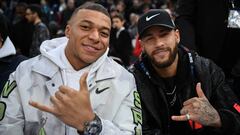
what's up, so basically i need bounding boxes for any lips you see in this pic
[82,44,101,53]
[152,48,169,57]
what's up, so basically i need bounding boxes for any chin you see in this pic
[85,56,99,63]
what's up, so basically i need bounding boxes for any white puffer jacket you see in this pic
[0,37,142,135]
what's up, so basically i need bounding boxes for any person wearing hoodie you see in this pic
[0,3,142,135]
[0,13,27,94]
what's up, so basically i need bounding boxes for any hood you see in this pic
[0,37,16,58]
[40,36,68,69]
[39,36,109,83]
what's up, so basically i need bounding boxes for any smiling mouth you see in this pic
[152,49,169,56]
[83,44,101,53]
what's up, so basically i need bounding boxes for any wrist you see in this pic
[77,112,95,131]
[77,113,102,135]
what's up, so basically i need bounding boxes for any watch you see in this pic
[77,114,102,135]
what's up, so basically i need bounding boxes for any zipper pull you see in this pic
[38,117,47,135]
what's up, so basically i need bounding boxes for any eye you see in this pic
[80,25,91,31]
[159,29,171,37]
[100,31,109,38]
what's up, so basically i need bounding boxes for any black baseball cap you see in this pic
[137,9,175,38]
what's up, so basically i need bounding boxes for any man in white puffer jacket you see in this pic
[0,3,142,135]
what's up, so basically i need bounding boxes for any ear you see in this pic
[65,25,70,38]
[139,39,145,52]
[175,29,180,44]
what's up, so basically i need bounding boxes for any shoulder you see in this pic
[101,57,136,87]
[15,55,54,77]
[194,54,223,74]
[179,47,222,75]
[106,57,134,78]
[96,57,137,96]
[16,56,39,70]
[12,54,28,63]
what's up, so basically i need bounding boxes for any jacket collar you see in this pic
[135,47,192,88]
[32,56,59,78]
[31,55,116,81]
[32,55,116,96]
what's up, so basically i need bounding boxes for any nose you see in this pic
[155,37,165,47]
[88,29,100,42]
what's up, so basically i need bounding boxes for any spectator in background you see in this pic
[128,12,140,62]
[40,0,53,24]
[58,0,66,12]
[60,0,75,30]
[128,12,139,39]
[109,13,133,67]
[48,20,62,39]
[0,13,27,93]
[175,0,239,78]
[175,0,240,99]
[109,7,119,20]
[25,4,50,57]
[131,9,240,135]
[115,1,126,19]
[11,2,33,57]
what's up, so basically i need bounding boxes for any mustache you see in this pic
[151,47,171,55]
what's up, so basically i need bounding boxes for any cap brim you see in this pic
[139,24,175,38]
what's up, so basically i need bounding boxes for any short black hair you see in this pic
[27,4,42,17]
[69,2,110,22]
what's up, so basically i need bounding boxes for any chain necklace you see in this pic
[165,86,177,106]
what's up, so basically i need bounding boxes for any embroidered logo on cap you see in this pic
[146,13,160,21]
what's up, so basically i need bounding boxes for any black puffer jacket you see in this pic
[131,46,240,135]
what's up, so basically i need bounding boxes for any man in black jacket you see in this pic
[109,13,133,67]
[175,0,240,97]
[131,9,240,135]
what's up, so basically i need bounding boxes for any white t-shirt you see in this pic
[60,46,90,91]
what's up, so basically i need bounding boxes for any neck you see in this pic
[34,18,41,25]
[65,44,89,71]
[154,54,178,78]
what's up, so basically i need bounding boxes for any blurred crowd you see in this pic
[1,1,240,135]
[0,0,177,58]
[1,0,240,97]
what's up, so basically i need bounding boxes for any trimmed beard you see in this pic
[148,44,178,68]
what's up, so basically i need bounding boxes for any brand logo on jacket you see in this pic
[95,87,110,94]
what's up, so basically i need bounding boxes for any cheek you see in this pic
[101,38,109,48]
[142,46,153,54]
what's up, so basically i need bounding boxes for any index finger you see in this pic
[171,115,189,121]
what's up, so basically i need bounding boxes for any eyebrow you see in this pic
[80,20,111,32]
[141,32,153,38]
